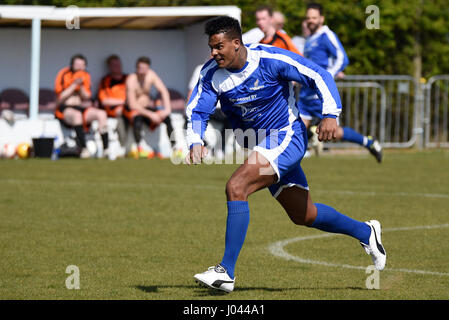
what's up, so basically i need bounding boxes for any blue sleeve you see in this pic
[323,32,349,77]
[274,51,342,117]
[185,61,218,148]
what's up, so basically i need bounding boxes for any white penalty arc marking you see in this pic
[268,224,449,277]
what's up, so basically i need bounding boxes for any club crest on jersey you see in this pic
[250,79,265,91]
[310,41,318,48]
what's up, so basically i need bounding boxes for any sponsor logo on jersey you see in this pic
[250,79,265,91]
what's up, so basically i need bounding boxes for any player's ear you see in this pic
[232,38,241,51]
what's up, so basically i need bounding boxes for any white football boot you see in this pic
[368,138,383,163]
[194,264,235,293]
[360,220,386,270]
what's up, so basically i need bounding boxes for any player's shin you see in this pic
[341,127,366,146]
[308,203,371,244]
[220,201,250,279]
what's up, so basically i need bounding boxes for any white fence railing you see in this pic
[336,75,423,148]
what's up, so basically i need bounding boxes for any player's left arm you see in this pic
[277,53,341,141]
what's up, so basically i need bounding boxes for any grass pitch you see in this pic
[0,149,448,300]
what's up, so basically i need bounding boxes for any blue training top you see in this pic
[300,26,349,102]
[303,25,349,77]
[186,43,342,148]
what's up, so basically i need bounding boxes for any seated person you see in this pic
[123,56,175,158]
[54,54,109,158]
[97,54,128,146]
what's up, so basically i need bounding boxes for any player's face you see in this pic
[208,33,239,69]
[306,8,324,34]
[136,62,149,76]
[256,10,272,33]
[72,58,86,72]
[108,58,122,75]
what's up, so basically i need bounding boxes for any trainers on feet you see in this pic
[368,138,383,163]
[360,220,386,270]
[194,264,235,293]
[138,146,150,158]
[79,147,91,159]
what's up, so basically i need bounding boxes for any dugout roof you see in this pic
[0,5,241,29]
[0,5,241,120]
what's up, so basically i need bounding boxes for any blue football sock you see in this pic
[309,203,371,244]
[220,201,250,279]
[342,127,372,148]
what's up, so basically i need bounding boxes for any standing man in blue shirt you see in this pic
[300,3,383,162]
[186,16,386,293]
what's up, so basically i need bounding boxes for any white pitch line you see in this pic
[314,189,449,199]
[268,224,449,277]
[3,178,449,199]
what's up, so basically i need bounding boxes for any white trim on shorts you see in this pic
[252,123,295,183]
[272,183,310,199]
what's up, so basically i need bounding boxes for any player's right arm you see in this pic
[185,61,219,165]
[273,50,342,141]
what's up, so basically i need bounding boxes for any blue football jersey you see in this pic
[300,26,349,104]
[303,25,349,77]
[186,44,342,148]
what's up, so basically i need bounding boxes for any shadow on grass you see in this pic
[134,284,365,296]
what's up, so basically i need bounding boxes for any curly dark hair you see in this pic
[204,16,242,42]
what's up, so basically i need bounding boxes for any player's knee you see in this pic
[225,178,247,201]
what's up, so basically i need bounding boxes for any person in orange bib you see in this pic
[97,55,128,146]
[54,54,110,158]
[256,6,301,55]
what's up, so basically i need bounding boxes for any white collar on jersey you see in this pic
[211,46,261,93]
[306,25,330,43]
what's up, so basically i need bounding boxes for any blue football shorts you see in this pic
[252,119,309,198]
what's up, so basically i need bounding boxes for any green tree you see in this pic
[3,0,449,78]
